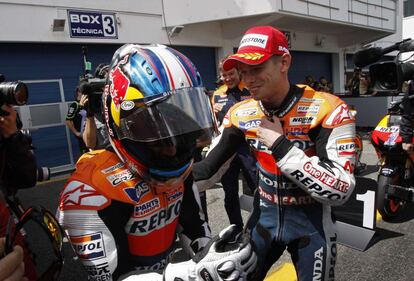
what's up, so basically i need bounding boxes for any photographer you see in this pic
[0,104,37,280]
[79,64,110,150]
[65,87,87,155]
[0,105,37,190]
[346,67,362,96]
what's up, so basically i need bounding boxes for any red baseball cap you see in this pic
[222,26,289,71]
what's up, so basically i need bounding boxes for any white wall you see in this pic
[0,0,403,94]
[401,15,414,60]
[164,0,397,33]
[163,0,278,27]
[365,0,404,48]
[403,15,414,38]
[0,1,162,14]
[0,1,226,46]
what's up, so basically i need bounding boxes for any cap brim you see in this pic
[222,53,273,71]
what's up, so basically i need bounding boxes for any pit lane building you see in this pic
[0,0,402,172]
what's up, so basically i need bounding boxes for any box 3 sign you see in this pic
[68,10,118,39]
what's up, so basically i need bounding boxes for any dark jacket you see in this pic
[1,131,37,193]
[400,95,414,144]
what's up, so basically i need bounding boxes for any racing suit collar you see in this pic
[259,84,304,118]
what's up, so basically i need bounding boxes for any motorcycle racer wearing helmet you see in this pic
[105,43,216,192]
[56,44,256,281]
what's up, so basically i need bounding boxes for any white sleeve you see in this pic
[57,208,119,281]
[277,122,356,206]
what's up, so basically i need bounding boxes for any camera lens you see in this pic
[0,82,28,105]
[37,167,50,182]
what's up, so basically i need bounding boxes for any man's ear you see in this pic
[280,53,291,73]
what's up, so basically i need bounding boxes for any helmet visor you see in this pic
[116,87,217,143]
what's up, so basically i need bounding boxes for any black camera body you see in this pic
[79,46,109,115]
[79,76,105,115]
[354,39,414,94]
[369,60,414,93]
[79,76,106,96]
[0,74,28,107]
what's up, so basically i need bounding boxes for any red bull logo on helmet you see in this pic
[110,66,130,107]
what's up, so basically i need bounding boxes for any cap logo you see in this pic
[234,53,264,61]
[278,46,289,54]
[239,33,268,49]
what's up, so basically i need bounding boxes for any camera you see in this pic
[354,38,414,94]
[369,61,414,93]
[0,74,28,106]
[79,77,105,114]
[79,47,109,115]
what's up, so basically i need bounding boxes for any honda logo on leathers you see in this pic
[290,116,315,125]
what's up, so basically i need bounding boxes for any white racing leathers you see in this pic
[192,84,356,281]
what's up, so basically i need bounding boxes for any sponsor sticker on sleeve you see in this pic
[235,108,258,117]
[70,232,106,260]
[106,170,135,186]
[238,119,261,130]
[335,138,356,157]
[297,104,320,115]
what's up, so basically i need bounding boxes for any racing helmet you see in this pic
[104,44,217,188]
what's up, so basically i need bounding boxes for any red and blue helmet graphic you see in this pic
[107,44,202,111]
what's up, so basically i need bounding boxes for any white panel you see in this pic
[281,0,308,14]
[30,105,61,126]
[16,106,30,130]
[368,17,382,27]
[351,1,368,14]
[275,0,282,9]
[368,0,382,5]
[403,16,414,38]
[368,5,382,18]
[0,0,162,15]
[0,2,225,46]
[310,0,330,5]
[163,0,277,26]
[367,4,382,27]
[352,13,368,25]
[308,4,330,19]
[330,0,349,22]
[0,4,165,43]
[382,0,397,10]
[382,8,396,30]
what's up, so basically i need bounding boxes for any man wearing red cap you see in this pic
[193,26,356,280]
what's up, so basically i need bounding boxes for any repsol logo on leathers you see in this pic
[128,200,182,235]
